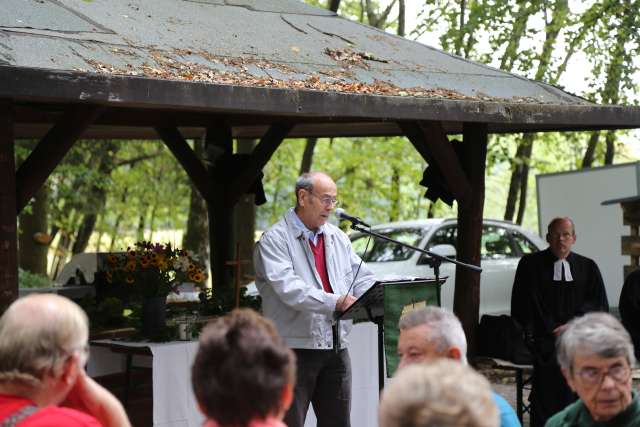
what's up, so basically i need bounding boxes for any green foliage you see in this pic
[18,268,52,288]
[257,136,456,229]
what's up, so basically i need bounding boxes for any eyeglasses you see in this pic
[575,363,630,386]
[309,191,339,208]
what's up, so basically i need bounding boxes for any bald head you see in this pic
[546,217,576,259]
[0,294,89,384]
[294,171,338,231]
[295,172,335,203]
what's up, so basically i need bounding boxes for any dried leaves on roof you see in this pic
[77,49,537,103]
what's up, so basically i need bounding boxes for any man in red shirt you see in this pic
[0,294,131,427]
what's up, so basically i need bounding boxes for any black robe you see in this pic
[510,248,608,427]
[619,268,640,358]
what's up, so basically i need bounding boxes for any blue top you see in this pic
[492,392,521,427]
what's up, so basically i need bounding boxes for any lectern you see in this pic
[337,277,445,391]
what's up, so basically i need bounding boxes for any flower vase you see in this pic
[141,295,167,340]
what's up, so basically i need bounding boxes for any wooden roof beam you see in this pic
[398,120,472,206]
[225,122,293,207]
[156,127,210,200]
[15,105,102,213]
[0,100,18,311]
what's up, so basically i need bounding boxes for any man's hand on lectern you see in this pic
[336,295,357,312]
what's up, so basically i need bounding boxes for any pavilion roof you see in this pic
[2,0,639,138]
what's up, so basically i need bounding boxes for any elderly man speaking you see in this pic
[546,312,640,426]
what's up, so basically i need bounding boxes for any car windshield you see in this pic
[350,227,428,262]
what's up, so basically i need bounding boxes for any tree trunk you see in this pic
[51,223,74,280]
[499,2,537,71]
[580,0,634,166]
[454,0,466,55]
[397,0,405,36]
[18,185,49,275]
[427,201,435,218]
[95,213,105,252]
[147,202,158,242]
[72,141,117,254]
[299,138,317,175]
[183,138,210,272]
[503,141,528,221]
[389,166,400,222]
[136,213,146,242]
[328,0,340,12]
[71,211,97,256]
[504,0,568,222]
[515,135,534,225]
[108,187,129,252]
[581,132,600,168]
[604,130,615,165]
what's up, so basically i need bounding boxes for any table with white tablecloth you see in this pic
[89,323,382,427]
[88,339,204,427]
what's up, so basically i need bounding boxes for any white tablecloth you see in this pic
[89,340,204,427]
[89,323,382,427]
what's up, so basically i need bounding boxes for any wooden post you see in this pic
[235,139,257,281]
[206,122,236,308]
[621,200,640,278]
[454,122,488,357]
[0,100,17,312]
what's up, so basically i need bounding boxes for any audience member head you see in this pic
[0,294,89,406]
[397,306,467,368]
[546,217,576,259]
[294,172,338,231]
[379,359,498,427]
[192,308,296,427]
[556,312,635,422]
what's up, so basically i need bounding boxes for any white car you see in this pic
[349,218,547,315]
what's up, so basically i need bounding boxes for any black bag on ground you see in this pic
[478,314,533,365]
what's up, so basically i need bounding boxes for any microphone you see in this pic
[335,208,371,228]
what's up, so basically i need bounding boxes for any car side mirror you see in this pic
[417,244,457,264]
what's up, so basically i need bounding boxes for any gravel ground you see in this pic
[476,364,532,427]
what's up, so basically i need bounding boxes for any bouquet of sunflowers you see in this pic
[105,241,207,299]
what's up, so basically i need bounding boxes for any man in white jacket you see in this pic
[254,171,375,427]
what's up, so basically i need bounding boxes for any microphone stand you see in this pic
[339,221,483,391]
[348,222,482,306]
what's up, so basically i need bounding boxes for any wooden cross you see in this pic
[225,243,252,308]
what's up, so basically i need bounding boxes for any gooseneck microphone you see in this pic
[334,208,371,228]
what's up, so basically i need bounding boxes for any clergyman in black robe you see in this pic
[510,217,608,427]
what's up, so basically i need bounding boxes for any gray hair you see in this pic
[557,312,636,374]
[399,306,468,364]
[295,173,315,194]
[380,359,498,427]
[295,172,333,205]
[0,294,89,386]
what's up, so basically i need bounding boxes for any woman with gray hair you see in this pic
[546,312,639,426]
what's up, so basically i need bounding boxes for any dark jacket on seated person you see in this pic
[544,392,640,427]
